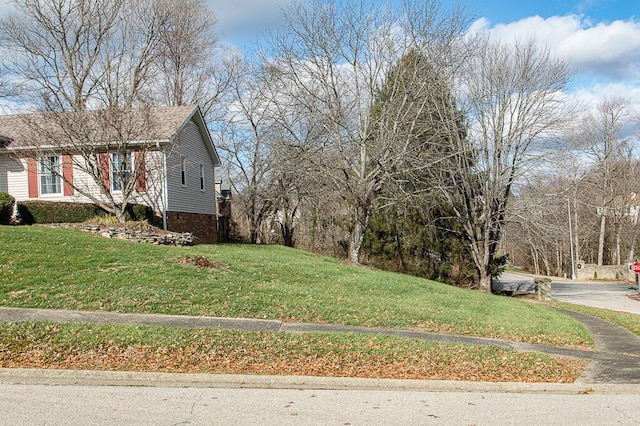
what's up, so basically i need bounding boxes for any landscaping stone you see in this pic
[50,223,195,246]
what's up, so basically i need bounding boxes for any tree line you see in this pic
[214,0,574,292]
[2,0,636,292]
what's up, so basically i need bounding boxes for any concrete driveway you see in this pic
[493,272,640,315]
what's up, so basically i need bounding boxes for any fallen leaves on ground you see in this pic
[627,292,640,302]
[0,322,587,383]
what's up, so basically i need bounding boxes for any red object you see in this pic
[27,158,38,198]
[62,155,74,196]
[632,262,640,273]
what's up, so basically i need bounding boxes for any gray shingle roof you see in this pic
[0,105,198,150]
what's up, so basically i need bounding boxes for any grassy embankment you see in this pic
[0,225,596,382]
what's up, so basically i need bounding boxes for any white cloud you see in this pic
[472,15,640,81]
[571,82,640,113]
[206,0,297,45]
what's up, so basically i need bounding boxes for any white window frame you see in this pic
[111,151,133,192]
[199,164,205,191]
[39,155,62,195]
[180,156,187,187]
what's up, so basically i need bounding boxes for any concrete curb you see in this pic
[1,368,638,395]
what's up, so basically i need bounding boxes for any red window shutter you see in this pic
[27,158,38,198]
[135,151,146,192]
[99,153,110,191]
[62,155,74,196]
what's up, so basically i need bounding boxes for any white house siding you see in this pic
[1,157,28,200]
[0,152,164,212]
[60,161,99,203]
[165,121,216,215]
[0,156,16,193]
[133,150,165,213]
[65,153,165,211]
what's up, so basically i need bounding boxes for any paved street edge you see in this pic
[1,368,638,395]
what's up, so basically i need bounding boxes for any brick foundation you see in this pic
[162,211,217,244]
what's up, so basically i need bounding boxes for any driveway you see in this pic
[493,272,640,315]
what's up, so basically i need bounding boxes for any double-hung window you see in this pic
[180,156,187,186]
[39,155,61,195]
[111,152,132,192]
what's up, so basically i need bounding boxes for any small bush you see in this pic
[126,203,154,223]
[87,215,121,226]
[18,201,108,224]
[0,191,15,224]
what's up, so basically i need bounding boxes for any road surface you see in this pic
[494,272,640,315]
[2,382,640,425]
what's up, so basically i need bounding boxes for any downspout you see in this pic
[162,157,168,231]
[158,140,168,231]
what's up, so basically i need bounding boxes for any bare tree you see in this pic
[260,0,470,263]
[505,172,576,277]
[0,66,15,100]
[0,0,170,110]
[153,0,231,119]
[0,0,216,222]
[577,98,635,266]
[434,39,572,292]
[216,56,280,243]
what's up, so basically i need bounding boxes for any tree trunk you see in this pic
[348,219,365,263]
[281,222,294,247]
[250,228,258,244]
[573,197,581,262]
[597,212,606,266]
[530,245,540,275]
[541,252,551,276]
[627,227,639,263]
[347,192,375,264]
[614,221,622,266]
[114,205,127,223]
[478,269,491,293]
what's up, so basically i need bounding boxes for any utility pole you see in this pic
[568,198,576,280]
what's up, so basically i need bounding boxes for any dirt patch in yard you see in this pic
[178,256,229,271]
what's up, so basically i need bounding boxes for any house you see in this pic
[0,105,222,243]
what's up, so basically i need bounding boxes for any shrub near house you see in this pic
[0,191,14,224]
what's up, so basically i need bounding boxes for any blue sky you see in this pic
[205,0,640,112]
[0,0,637,111]
[466,0,635,24]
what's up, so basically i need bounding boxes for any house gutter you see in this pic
[0,139,166,154]
[159,140,169,231]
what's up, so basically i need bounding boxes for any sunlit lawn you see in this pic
[0,225,592,347]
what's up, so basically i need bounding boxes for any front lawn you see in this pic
[0,225,592,347]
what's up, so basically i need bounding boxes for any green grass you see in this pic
[554,302,640,337]
[0,322,585,383]
[0,225,592,347]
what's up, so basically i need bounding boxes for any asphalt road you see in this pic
[494,272,640,315]
[2,383,640,425]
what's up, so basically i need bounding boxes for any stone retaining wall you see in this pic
[74,224,195,246]
[575,261,634,281]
